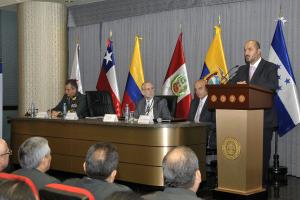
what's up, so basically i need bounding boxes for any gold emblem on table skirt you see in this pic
[221,137,241,160]
[211,94,217,103]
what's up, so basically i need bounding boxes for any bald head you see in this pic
[244,40,261,65]
[0,138,10,172]
[245,40,261,49]
[194,79,208,99]
[0,139,7,153]
[162,146,201,191]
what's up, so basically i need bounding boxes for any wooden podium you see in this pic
[207,84,272,198]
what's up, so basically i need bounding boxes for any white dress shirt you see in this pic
[145,98,154,119]
[249,57,261,80]
[194,95,208,122]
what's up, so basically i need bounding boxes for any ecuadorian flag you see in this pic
[122,36,145,111]
[200,25,228,84]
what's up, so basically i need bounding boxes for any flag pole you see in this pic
[270,14,288,194]
[76,35,79,45]
[109,30,113,41]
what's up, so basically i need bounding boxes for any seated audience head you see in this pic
[84,143,119,183]
[0,180,38,200]
[194,79,208,99]
[141,81,155,100]
[162,146,201,193]
[65,79,78,97]
[105,191,143,200]
[0,138,11,172]
[18,137,52,173]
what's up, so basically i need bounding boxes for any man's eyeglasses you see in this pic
[143,87,154,91]
[0,149,12,156]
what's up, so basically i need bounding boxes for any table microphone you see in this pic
[156,118,171,123]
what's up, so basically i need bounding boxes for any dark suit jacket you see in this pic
[52,92,88,118]
[13,168,60,190]
[143,187,203,200]
[134,97,171,120]
[64,177,131,200]
[229,58,278,128]
[188,97,216,148]
[188,97,215,123]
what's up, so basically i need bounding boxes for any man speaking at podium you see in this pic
[51,79,88,119]
[134,81,171,120]
[229,40,278,185]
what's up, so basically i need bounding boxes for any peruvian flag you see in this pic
[96,39,122,117]
[162,33,191,119]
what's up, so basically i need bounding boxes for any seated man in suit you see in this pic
[143,146,202,200]
[188,80,216,149]
[13,137,60,189]
[51,79,88,119]
[134,81,171,120]
[0,138,11,172]
[64,143,131,200]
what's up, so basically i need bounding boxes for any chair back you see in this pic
[86,91,115,117]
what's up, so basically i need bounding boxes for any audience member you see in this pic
[64,143,131,200]
[0,138,11,172]
[13,137,60,189]
[143,146,203,200]
[0,180,38,200]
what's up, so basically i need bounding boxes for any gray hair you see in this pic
[162,146,199,189]
[18,137,51,169]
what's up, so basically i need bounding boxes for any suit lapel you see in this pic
[250,59,265,84]
[192,98,200,120]
[153,97,159,119]
[245,64,250,82]
[199,99,208,121]
[140,99,146,115]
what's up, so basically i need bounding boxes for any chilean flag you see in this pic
[96,39,121,117]
[162,33,191,119]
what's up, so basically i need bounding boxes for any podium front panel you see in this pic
[216,109,264,195]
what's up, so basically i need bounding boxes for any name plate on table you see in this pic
[138,115,153,124]
[65,112,79,120]
[36,112,48,119]
[103,114,118,122]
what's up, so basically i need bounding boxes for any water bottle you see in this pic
[63,102,67,118]
[30,102,35,118]
[124,104,129,122]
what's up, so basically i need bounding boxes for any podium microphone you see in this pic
[221,65,240,84]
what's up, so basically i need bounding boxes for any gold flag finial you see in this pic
[109,30,112,40]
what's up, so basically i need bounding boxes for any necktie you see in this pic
[194,100,203,122]
[145,100,151,115]
[249,65,255,80]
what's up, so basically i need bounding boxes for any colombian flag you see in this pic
[200,25,228,84]
[121,36,145,112]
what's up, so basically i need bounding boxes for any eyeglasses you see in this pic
[143,87,154,91]
[0,149,12,156]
